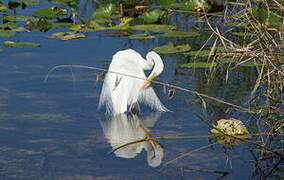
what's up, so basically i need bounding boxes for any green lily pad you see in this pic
[69,24,95,32]
[140,9,165,23]
[3,14,37,22]
[130,24,176,33]
[91,3,118,24]
[0,48,3,52]
[3,41,40,47]
[179,62,217,68]
[23,0,40,6]
[33,6,68,19]
[0,5,7,12]
[162,31,199,37]
[153,42,191,54]
[210,118,249,135]
[184,50,211,56]
[128,33,155,39]
[48,31,85,40]
[0,30,16,37]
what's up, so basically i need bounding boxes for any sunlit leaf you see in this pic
[130,24,176,32]
[61,33,85,40]
[162,31,199,37]
[0,4,7,12]
[153,42,191,54]
[91,3,118,24]
[3,14,37,22]
[184,50,211,56]
[0,30,16,37]
[179,62,217,68]
[210,118,249,135]
[33,6,68,19]
[69,24,95,32]
[3,41,40,47]
[128,33,155,39]
[23,0,40,6]
[48,31,86,40]
[140,9,165,23]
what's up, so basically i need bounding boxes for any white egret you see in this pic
[98,49,168,115]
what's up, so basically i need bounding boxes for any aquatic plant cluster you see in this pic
[0,0,283,179]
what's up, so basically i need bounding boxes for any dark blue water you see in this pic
[0,1,282,180]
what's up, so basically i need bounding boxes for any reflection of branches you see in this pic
[181,167,230,180]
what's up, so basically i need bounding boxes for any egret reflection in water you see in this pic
[101,112,164,167]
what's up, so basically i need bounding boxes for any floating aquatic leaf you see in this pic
[210,118,249,135]
[162,31,199,37]
[23,0,40,6]
[0,4,7,12]
[130,24,176,32]
[91,3,118,24]
[48,31,85,40]
[61,33,86,40]
[128,33,155,39]
[210,118,249,146]
[140,9,165,23]
[69,24,95,32]
[0,30,16,37]
[180,62,217,68]
[3,14,37,22]
[184,50,211,56]
[33,6,68,19]
[0,48,3,52]
[153,42,191,54]
[3,41,40,47]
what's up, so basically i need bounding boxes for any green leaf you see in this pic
[33,6,68,19]
[128,33,155,39]
[0,4,7,12]
[184,50,211,56]
[210,118,249,135]
[91,3,118,24]
[3,14,37,22]
[162,31,199,37]
[157,0,179,8]
[153,42,191,54]
[140,9,165,23]
[0,48,3,52]
[0,30,16,37]
[49,32,86,40]
[130,24,176,32]
[179,62,217,68]
[3,41,40,47]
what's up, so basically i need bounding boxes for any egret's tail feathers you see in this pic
[138,87,169,112]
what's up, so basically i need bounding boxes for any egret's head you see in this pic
[141,51,164,88]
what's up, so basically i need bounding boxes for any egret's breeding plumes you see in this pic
[99,49,168,115]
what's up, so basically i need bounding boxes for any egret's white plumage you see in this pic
[99,49,168,115]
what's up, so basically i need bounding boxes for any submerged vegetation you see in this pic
[0,0,283,178]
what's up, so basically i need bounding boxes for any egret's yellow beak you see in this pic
[141,73,157,89]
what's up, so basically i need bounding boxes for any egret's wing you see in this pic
[138,87,169,112]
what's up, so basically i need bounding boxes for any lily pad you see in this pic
[179,62,217,68]
[128,34,155,39]
[162,31,199,38]
[69,24,95,32]
[0,30,16,37]
[3,14,37,22]
[91,3,118,24]
[33,6,68,19]
[153,42,191,54]
[0,5,7,12]
[210,118,249,135]
[0,48,2,52]
[48,32,85,40]
[130,24,176,33]
[3,41,40,47]
[140,9,165,23]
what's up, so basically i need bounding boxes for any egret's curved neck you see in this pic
[146,51,164,77]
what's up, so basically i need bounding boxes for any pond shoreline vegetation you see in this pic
[0,0,283,178]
